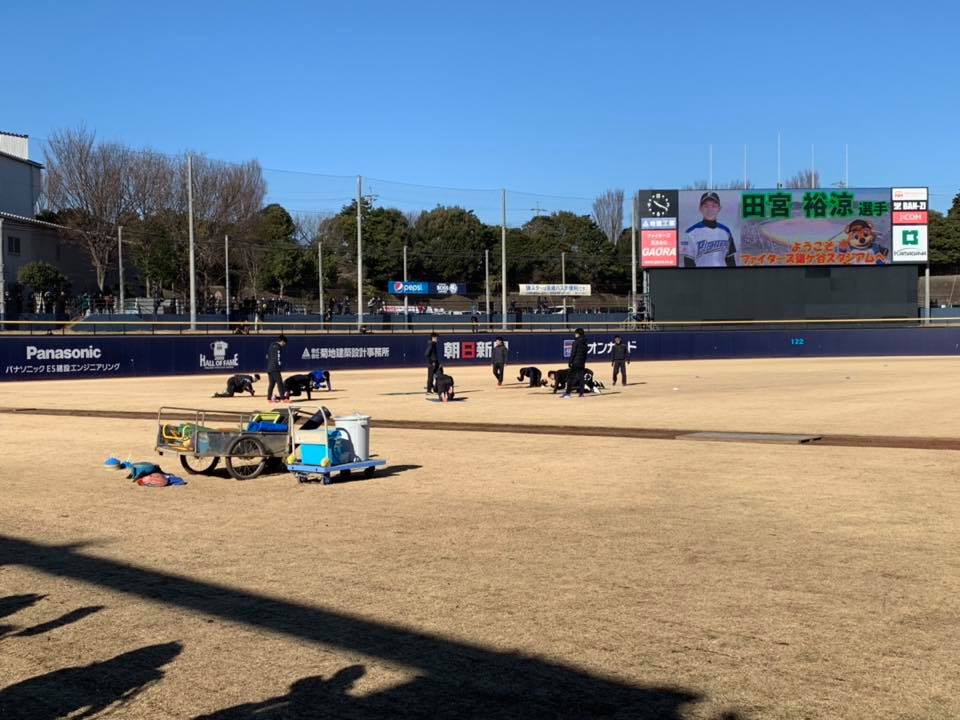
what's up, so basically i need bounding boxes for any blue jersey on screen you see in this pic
[680,221,737,267]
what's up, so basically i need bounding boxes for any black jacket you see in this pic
[227,374,255,394]
[492,344,507,365]
[266,342,283,371]
[611,343,629,362]
[425,340,439,364]
[568,336,588,369]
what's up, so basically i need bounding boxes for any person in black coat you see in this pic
[547,368,569,394]
[213,374,260,398]
[561,328,589,398]
[491,337,507,386]
[433,365,456,402]
[517,366,547,388]
[266,335,287,402]
[425,332,439,393]
[611,335,631,386]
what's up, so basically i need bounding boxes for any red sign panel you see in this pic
[641,230,678,267]
[892,210,928,225]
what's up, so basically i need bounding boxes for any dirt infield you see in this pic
[1,357,960,718]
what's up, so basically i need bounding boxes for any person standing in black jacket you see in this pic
[562,328,588,398]
[266,335,287,402]
[491,337,507,386]
[425,332,439,393]
[611,335,630,386]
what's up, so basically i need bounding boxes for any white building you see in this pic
[0,131,99,304]
[0,131,42,217]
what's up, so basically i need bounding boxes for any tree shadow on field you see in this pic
[0,593,45,619]
[0,641,182,720]
[0,535,744,720]
[12,605,104,637]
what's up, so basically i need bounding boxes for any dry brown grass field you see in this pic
[1,357,959,719]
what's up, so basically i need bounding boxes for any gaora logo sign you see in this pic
[26,345,102,360]
[200,340,239,370]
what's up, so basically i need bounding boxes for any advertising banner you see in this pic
[640,230,678,268]
[388,281,466,296]
[891,188,929,263]
[676,188,893,267]
[518,284,591,296]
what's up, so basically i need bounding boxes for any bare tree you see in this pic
[45,126,267,297]
[785,169,821,189]
[592,189,624,246]
[44,127,133,291]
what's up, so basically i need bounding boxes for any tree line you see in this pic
[36,127,635,301]
[31,127,960,305]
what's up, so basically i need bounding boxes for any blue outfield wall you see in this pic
[1,328,959,382]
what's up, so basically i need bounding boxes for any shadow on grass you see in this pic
[12,605,104,638]
[0,535,743,719]
[0,641,182,720]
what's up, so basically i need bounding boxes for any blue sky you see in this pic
[5,0,959,221]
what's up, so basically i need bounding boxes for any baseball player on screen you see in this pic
[680,191,738,267]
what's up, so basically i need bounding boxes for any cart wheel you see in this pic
[364,466,376,478]
[179,454,220,475]
[296,473,308,483]
[226,437,268,480]
[321,474,332,486]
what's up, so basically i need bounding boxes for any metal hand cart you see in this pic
[155,406,294,480]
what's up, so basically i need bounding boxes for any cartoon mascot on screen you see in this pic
[838,219,888,265]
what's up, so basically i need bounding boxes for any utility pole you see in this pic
[187,154,196,330]
[743,144,748,188]
[485,248,491,323]
[631,194,638,319]
[403,244,409,322]
[317,238,324,326]
[708,144,714,189]
[117,225,124,313]
[356,175,363,332]
[811,144,816,188]
[777,131,782,188]
[561,251,567,315]
[844,143,849,188]
[224,235,230,326]
[501,189,507,331]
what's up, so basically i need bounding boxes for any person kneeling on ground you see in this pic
[518,366,547,388]
[549,367,604,395]
[433,365,456,402]
[547,369,569,394]
[213,373,260,398]
[310,369,332,392]
[283,374,316,400]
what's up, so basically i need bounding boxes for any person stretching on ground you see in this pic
[517,366,547,388]
[310,369,332,392]
[212,374,260,398]
[433,365,456,402]
[549,367,604,395]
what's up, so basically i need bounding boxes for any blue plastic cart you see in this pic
[285,404,386,484]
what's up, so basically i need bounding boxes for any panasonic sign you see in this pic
[26,345,103,360]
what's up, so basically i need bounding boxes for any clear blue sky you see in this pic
[6,0,960,221]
